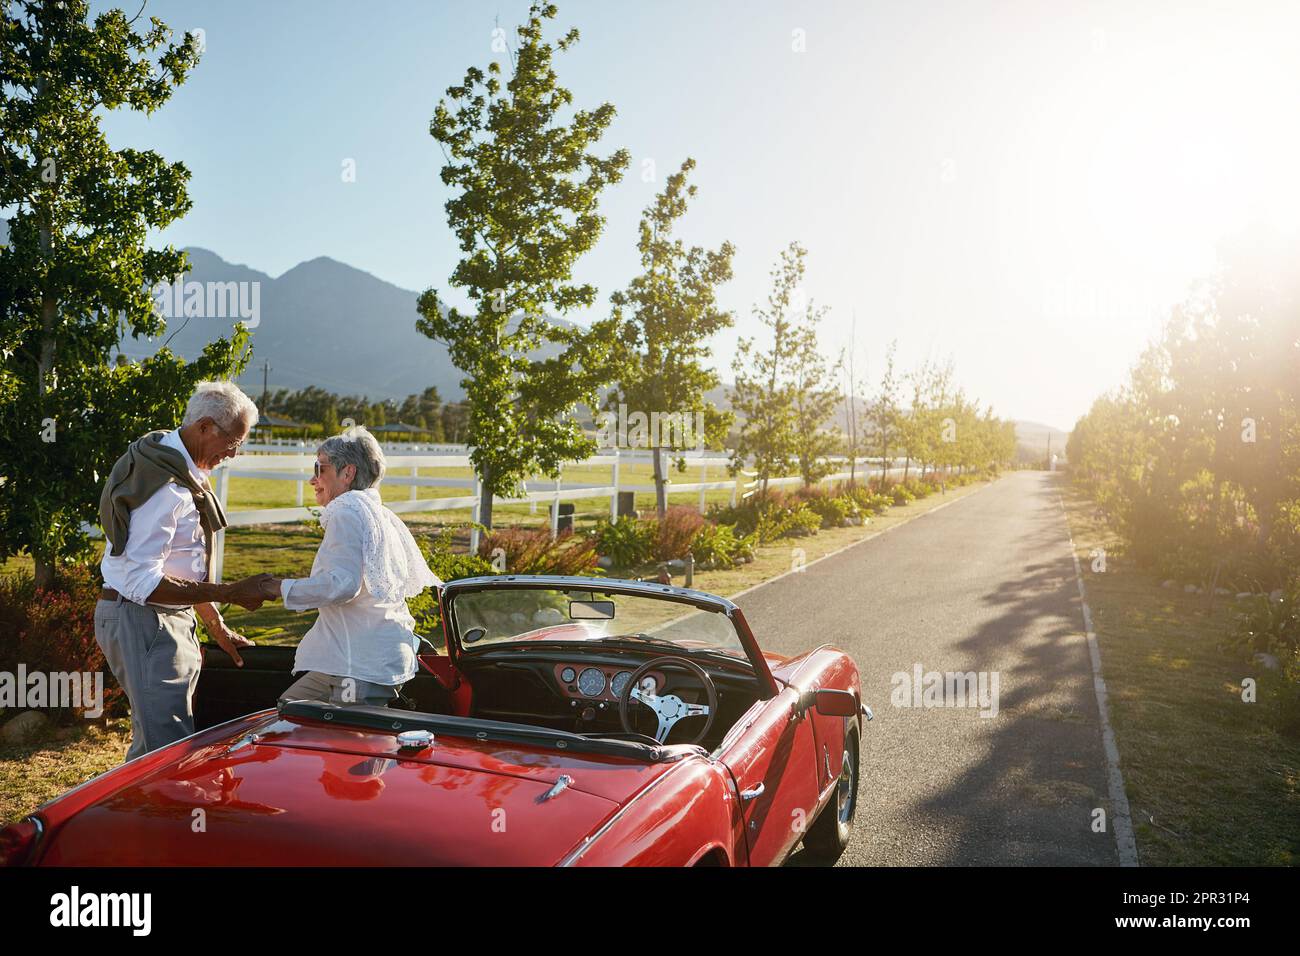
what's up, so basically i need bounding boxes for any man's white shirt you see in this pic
[100,429,209,607]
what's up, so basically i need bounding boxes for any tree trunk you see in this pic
[34,556,56,590]
[477,464,494,535]
[652,445,668,519]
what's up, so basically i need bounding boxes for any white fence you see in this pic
[208,448,904,582]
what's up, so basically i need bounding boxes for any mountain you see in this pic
[1013,420,1069,464]
[123,248,470,401]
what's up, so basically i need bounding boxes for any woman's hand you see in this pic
[259,576,284,600]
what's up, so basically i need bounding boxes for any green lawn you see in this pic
[1061,484,1300,865]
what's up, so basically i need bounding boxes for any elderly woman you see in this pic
[265,427,441,708]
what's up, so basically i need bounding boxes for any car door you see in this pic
[718,683,822,866]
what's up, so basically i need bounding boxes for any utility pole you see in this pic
[260,360,271,413]
[1046,433,1052,471]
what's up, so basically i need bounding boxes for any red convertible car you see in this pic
[1,575,870,866]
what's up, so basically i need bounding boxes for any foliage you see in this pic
[794,485,853,528]
[788,299,843,486]
[690,521,753,568]
[590,516,656,568]
[407,531,497,639]
[1068,232,1300,590]
[0,564,125,723]
[415,2,631,528]
[653,505,705,561]
[478,526,601,576]
[605,158,735,516]
[730,243,802,493]
[1229,582,1300,683]
[0,1,248,584]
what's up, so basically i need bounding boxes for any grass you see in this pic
[1060,483,1300,866]
[0,718,132,825]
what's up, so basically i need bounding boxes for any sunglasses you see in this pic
[313,459,329,479]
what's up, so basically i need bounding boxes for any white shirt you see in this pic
[100,429,209,607]
[282,504,423,686]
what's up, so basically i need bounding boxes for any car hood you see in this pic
[38,715,677,866]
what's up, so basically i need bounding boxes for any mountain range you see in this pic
[0,224,1067,445]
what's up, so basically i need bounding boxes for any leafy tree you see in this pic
[731,242,807,496]
[607,158,735,517]
[416,1,630,528]
[0,0,248,587]
[788,307,842,486]
[839,315,868,485]
[868,340,901,485]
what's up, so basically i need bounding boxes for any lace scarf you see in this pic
[319,488,441,603]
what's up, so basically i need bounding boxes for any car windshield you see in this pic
[449,586,748,660]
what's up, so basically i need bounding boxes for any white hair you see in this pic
[183,381,259,432]
[318,425,387,490]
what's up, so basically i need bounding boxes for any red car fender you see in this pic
[19,710,279,863]
[771,645,862,804]
[559,755,745,866]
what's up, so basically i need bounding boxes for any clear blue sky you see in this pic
[95,0,1300,429]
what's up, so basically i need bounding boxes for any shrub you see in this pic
[655,506,706,561]
[690,522,754,568]
[795,489,857,528]
[0,563,125,724]
[891,484,915,505]
[478,527,601,576]
[591,517,656,569]
[1229,579,1300,681]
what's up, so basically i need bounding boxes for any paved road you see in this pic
[736,471,1120,866]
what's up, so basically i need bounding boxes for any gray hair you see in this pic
[183,381,259,432]
[318,426,386,490]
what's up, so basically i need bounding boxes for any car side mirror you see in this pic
[814,689,860,717]
[462,626,487,645]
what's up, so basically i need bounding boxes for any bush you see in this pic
[655,506,706,561]
[690,522,754,568]
[1229,580,1300,682]
[891,484,915,505]
[0,563,125,724]
[478,527,601,577]
[591,517,656,569]
[798,490,853,528]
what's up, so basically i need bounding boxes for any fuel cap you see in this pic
[396,729,434,750]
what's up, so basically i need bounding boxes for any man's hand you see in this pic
[226,573,274,611]
[212,623,256,667]
[258,576,284,600]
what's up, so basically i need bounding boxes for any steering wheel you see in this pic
[618,656,717,746]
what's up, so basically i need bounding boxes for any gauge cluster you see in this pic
[552,663,664,702]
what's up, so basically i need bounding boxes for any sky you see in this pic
[92,0,1300,430]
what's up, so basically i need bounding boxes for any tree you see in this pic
[788,309,842,486]
[0,1,249,587]
[731,242,807,496]
[607,158,735,517]
[868,340,901,485]
[416,2,630,529]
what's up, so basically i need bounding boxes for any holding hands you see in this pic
[226,572,279,611]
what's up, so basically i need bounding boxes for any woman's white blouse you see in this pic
[281,505,421,686]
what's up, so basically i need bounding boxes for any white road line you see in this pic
[1059,493,1140,867]
[726,480,995,605]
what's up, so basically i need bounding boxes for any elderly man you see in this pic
[96,380,276,762]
